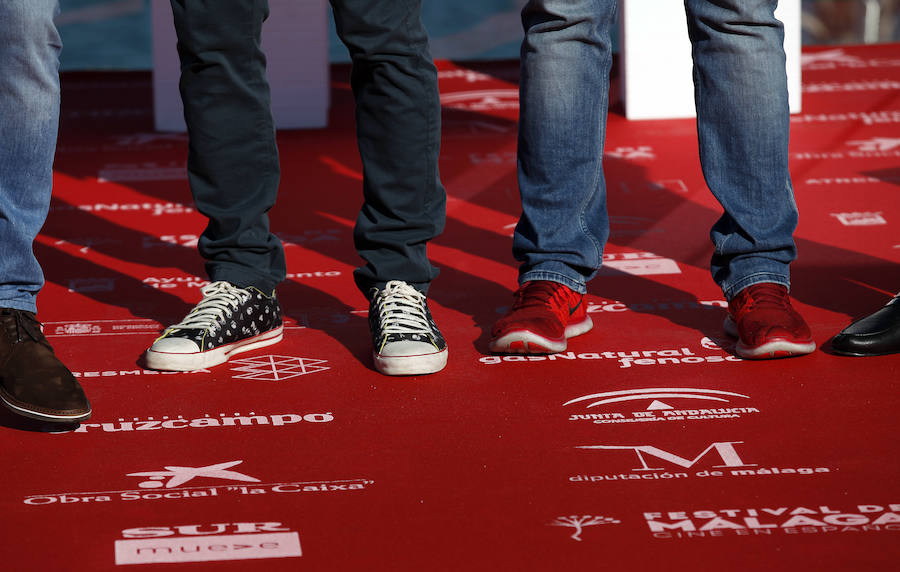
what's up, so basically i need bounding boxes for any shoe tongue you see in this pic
[747,285,788,309]
[167,326,207,337]
[385,281,417,297]
[519,283,558,304]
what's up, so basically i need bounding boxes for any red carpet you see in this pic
[3,44,899,570]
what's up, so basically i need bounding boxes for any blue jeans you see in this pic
[0,0,61,313]
[514,0,797,299]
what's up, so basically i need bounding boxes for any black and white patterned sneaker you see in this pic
[369,280,448,376]
[145,281,283,371]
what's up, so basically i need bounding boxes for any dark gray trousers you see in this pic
[170,0,445,296]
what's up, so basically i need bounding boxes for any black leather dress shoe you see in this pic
[831,293,900,356]
[0,308,91,422]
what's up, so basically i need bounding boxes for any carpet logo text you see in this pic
[831,212,887,226]
[115,521,301,565]
[23,459,373,506]
[57,411,334,435]
[802,49,900,70]
[599,252,681,276]
[480,342,741,369]
[566,388,758,424]
[794,137,900,160]
[645,504,900,538]
[570,440,831,483]
[46,319,160,337]
[98,162,186,183]
[49,202,194,216]
[440,89,519,113]
[586,299,727,314]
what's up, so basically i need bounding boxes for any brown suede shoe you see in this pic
[0,308,91,422]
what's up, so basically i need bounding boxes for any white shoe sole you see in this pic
[489,315,593,354]
[374,347,448,376]
[723,316,816,359]
[145,326,284,371]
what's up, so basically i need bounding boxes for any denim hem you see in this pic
[0,299,38,314]
[519,270,586,294]
[724,273,790,301]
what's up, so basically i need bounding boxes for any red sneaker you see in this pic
[724,283,815,359]
[489,281,593,354]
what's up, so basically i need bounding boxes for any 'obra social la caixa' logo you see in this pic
[128,460,260,489]
[23,460,374,506]
[570,440,832,484]
[115,521,301,565]
[565,387,759,425]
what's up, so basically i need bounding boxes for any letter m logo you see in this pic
[577,441,756,471]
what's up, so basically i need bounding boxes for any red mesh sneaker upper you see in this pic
[728,283,812,347]
[492,281,585,341]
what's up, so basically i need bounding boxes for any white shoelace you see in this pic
[165,281,251,333]
[375,281,432,336]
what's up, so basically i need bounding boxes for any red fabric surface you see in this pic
[2,44,898,570]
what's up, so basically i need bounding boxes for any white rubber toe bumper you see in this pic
[145,327,284,371]
[374,339,448,376]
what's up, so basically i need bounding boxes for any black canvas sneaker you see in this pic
[369,280,448,376]
[0,308,91,423]
[145,281,283,371]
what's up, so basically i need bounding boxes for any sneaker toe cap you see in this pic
[149,337,202,354]
[377,339,442,358]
